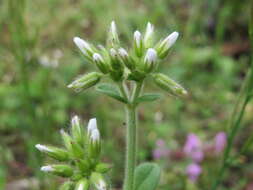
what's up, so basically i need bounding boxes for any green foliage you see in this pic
[134,163,161,190]
[135,94,162,104]
[96,83,128,103]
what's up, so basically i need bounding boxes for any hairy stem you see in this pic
[123,81,143,190]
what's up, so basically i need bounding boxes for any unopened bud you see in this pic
[41,164,73,177]
[71,115,84,145]
[35,144,69,161]
[156,32,179,58]
[89,129,101,159]
[68,72,102,91]
[93,53,109,74]
[95,163,112,173]
[144,22,154,48]
[73,37,95,61]
[91,172,107,190]
[109,48,123,81]
[108,21,120,47]
[152,73,187,97]
[144,48,157,73]
[75,178,89,190]
[87,118,97,135]
[118,48,135,70]
[133,31,143,57]
[60,129,72,150]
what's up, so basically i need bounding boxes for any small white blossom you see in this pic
[73,37,93,55]
[71,115,80,127]
[144,22,154,46]
[118,48,128,57]
[87,118,98,134]
[110,48,117,58]
[35,144,52,153]
[90,129,100,142]
[161,32,179,49]
[93,53,104,62]
[41,165,54,172]
[145,48,157,64]
[77,183,84,190]
[134,31,142,48]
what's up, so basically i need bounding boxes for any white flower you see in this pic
[93,53,104,62]
[73,37,93,56]
[71,115,80,127]
[110,48,117,58]
[134,30,142,48]
[118,48,128,58]
[41,165,54,172]
[35,144,52,153]
[144,22,154,46]
[161,31,179,49]
[144,48,157,64]
[87,118,98,134]
[90,129,100,142]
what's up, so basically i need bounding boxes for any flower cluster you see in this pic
[36,116,110,190]
[68,21,187,98]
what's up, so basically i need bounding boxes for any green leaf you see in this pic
[136,94,161,103]
[134,163,161,190]
[96,83,127,103]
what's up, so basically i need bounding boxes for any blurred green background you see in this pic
[1,0,253,189]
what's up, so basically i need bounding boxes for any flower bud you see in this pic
[156,32,179,58]
[88,129,101,159]
[152,73,187,97]
[41,164,73,177]
[133,31,143,57]
[93,53,109,74]
[95,163,112,173]
[143,48,157,73]
[60,181,74,190]
[35,144,69,161]
[87,118,97,135]
[75,178,89,190]
[71,115,84,145]
[68,72,102,91]
[91,172,107,190]
[118,48,135,70]
[144,22,154,48]
[108,21,120,47]
[109,48,122,70]
[73,37,95,61]
[60,129,72,150]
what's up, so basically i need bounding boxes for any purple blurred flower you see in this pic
[152,139,170,160]
[183,133,203,162]
[186,163,202,182]
[214,132,227,154]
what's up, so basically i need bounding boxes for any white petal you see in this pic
[87,118,97,134]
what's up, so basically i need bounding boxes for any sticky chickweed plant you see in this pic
[36,21,187,190]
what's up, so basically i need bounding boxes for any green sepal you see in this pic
[134,163,161,190]
[96,83,127,103]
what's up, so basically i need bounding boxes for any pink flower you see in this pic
[183,133,204,162]
[152,139,170,160]
[186,163,202,182]
[214,132,227,154]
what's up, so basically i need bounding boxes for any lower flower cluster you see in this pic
[36,116,110,190]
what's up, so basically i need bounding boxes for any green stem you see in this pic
[123,81,143,190]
